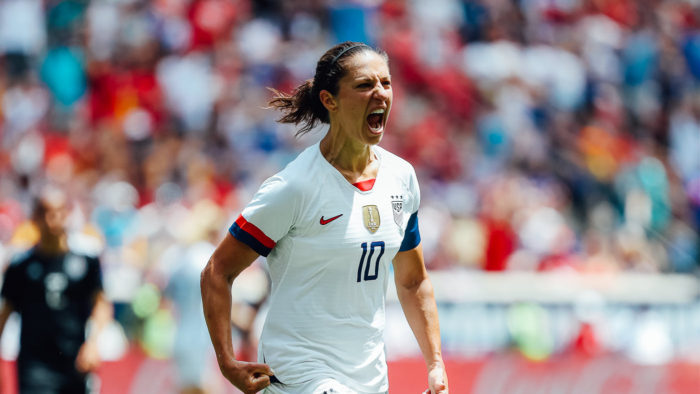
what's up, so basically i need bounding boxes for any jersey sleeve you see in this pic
[230,175,299,257]
[85,256,103,295]
[399,165,421,252]
[407,165,421,214]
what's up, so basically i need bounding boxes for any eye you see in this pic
[382,80,391,87]
[357,83,371,88]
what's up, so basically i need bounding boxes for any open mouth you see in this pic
[367,109,385,134]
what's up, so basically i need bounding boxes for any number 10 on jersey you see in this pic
[357,241,385,282]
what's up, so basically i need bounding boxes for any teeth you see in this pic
[368,108,385,132]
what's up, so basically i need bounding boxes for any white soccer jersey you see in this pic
[230,142,421,393]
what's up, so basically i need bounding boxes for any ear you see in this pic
[319,90,338,112]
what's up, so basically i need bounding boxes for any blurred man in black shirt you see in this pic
[0,187,111,394]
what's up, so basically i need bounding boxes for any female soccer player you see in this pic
[201,41,448,394]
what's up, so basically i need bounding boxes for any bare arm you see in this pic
[76,291,112,373]
[0,300,12,338]
[392,244,448,394]
[201,233,273,394]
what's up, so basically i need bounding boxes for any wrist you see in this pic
[85,334,99,346]
[427,358,444,371]
[217,354,240,371]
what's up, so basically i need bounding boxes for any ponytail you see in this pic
[268,80,323,137]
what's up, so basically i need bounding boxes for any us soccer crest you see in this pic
[362,205,380,234]
[391,195,404,226]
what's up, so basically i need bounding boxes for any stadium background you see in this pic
[1,0,700,392]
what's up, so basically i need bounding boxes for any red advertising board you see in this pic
[2,349,699,393]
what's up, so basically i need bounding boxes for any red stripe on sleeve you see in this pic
[235,215,276,249]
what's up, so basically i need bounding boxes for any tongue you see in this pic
[367,114,382,129]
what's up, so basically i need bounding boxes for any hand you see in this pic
[422,364,448,394]
[220,359,274,394]
[75,340,101,373]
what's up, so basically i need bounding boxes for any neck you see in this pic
[320,128,377,183]
[38,234,68,255]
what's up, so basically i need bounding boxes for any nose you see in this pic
[373,82,390,101]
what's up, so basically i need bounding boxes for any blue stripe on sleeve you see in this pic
[399,211,421,252]
[229,222,272,257]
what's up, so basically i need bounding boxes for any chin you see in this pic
[366,134,383,145]
[364,125,385,144]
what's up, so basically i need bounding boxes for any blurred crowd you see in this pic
[4,0,698,274]
[1,0,700,368]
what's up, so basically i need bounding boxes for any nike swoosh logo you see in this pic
[320,214,343,225]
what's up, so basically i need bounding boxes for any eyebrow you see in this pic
[353,74,391,81]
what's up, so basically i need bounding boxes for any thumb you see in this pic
[436,380,448,393]
[249,362,274,376]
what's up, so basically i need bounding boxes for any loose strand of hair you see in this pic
[267,81,318,136]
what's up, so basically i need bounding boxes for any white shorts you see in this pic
[263,378,387,394]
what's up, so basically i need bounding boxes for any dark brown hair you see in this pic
[268,41,388,136]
